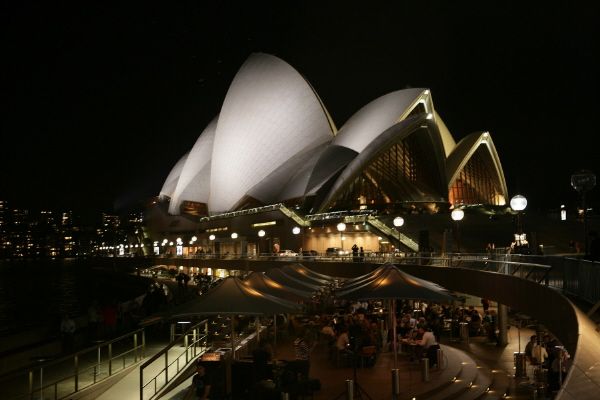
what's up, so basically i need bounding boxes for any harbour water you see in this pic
[0,258,151,338]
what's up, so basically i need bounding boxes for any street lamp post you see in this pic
[450,209,465,253]
[510,195,528,253]
[571,170,596,255]
[209,234,215,257]
[393,216,404,253]
[292,226,301,254]
[337,222,346,253]
[257,230,265,258]
[231,232,238,256]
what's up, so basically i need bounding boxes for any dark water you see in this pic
[0,259,152,337]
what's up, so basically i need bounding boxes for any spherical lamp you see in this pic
[510,195,527,211]
[393,216,404,227]
[451,209,465,221]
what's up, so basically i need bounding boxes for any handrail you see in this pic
[396,255,553,286]
[0,328,146,400]
[200,203,284,222]
[140,319,208,400]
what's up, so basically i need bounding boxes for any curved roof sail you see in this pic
[208,53,335,212]
[317,115,448,212]
[168,116,218,215]
[446,132,508,206]
[332,88,428,153]
[159,152,189,200]
[155,53,509,216]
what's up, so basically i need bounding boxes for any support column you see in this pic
[497,303,508,346]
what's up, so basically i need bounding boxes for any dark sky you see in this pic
[1,2,599,218]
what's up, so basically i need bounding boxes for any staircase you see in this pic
[368,216,420,252]
[278,204,310,227]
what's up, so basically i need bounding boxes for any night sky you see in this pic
[2,2,599,219]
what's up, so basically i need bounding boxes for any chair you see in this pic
[358,345,377,368]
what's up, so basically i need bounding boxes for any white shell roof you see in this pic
[159,152,189,200]
[332,88,427,153]
[245,143,327,204]
[446,131,508,199]
[168,116,218,215]
[208,53,335,212]
[433,110,456,157]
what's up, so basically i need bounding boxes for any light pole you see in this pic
[231,232,238,256]
[393,216,404,253]
[258,229,265,257]
[337,222,346,253]
[451,208,464,253]
[209,234,215,256]
[292,226,301,254]
[571,170,596,255]
[510,195,527,252]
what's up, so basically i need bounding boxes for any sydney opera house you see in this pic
[146,53,509,256]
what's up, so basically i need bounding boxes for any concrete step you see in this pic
[475,368,511,400]
[452,365,493,400]
[426,350,480,400]
[403,345,472,400]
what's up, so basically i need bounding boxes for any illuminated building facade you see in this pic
[147,53,509,254]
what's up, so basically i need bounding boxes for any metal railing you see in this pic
[395,253,600,304]
[140,320,208,400]
[0,328,145,400]
[199,204,285,222]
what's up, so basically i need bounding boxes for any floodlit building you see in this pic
[147,53,509,255]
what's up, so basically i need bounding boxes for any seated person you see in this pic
[187,362,212,400]
[415,326,440,366]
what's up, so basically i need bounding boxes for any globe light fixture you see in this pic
[292,226,301,235]
[393,216,404,227]
[510,195,527,212]
[258,230,266,237]
[231,232,238,239]
[209,234,216,241]
[450,209,465,221]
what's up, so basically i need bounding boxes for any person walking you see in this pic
[351,243,359,262]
